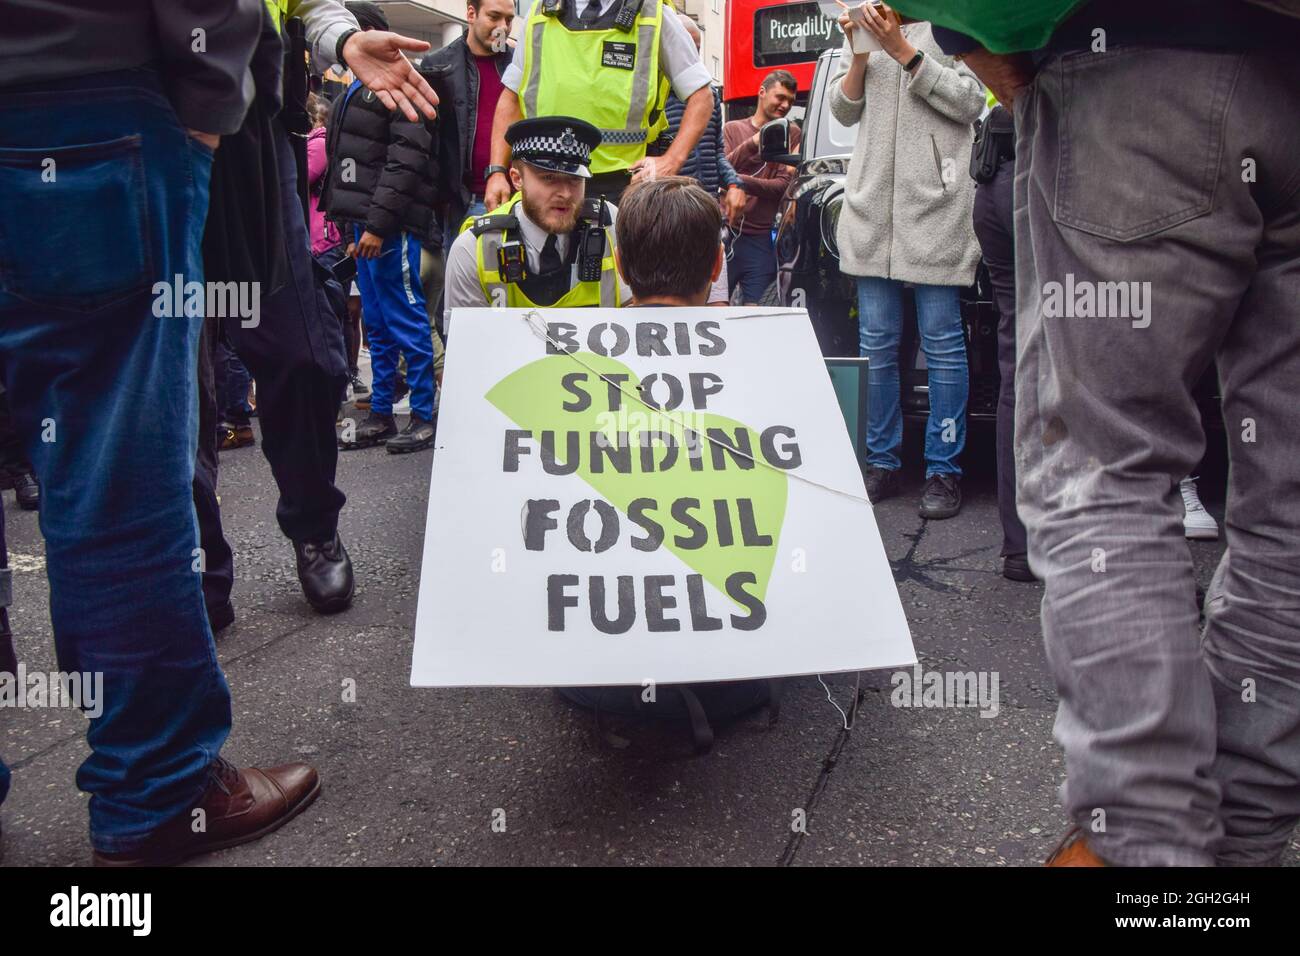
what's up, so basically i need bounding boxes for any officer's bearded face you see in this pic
[518,166,585,235]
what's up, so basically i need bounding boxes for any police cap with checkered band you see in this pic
[505,116,601,180]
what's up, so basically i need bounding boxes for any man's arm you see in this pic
[291,0,439,121]
[152,0,263,137]
[443,230,491,326]
[629,9,713,181]
[712,102,746,224]
[724,121,759,168]
[644,85,712,180]
[736,126,799,199]
[957,48,1036,107]
[485,90,523,210]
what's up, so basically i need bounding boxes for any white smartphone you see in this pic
[842,2,884,55]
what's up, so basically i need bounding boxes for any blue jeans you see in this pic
[0,68,233,853]
[353,226,438,421]
[856,276,968,476]
[728,231,776,304]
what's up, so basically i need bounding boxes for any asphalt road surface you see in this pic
[2,415,1295,866]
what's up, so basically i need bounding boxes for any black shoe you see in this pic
[386,414,436,454]
[293,533,354,614]
[918,473,962,520]
[1002,553,1036,582]
[339,412,397,450]
[349,374,369,398]
[863,465,900,504]
[207,599,236,635]
[11,472,38,510]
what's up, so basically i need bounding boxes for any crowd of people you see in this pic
[0,0,1296,871]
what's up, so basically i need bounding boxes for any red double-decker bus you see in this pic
[722,0,842,119]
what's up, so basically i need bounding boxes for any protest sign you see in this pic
[410,307,914,687]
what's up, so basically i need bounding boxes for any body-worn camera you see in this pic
[498,239,528,284]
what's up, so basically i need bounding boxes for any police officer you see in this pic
[484,0,715,208]
[195,0,441,620]
[444,117,631,324]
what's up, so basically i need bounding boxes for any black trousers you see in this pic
[192,126,349,614]
[194,317,236,613]
[972,157,1027,557]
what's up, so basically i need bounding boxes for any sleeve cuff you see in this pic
[169,71,256,135]
[315,21,354,72]
[906,52,942,98]
[670,61,712,101]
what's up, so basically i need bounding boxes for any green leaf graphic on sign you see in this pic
[486,353,787,605]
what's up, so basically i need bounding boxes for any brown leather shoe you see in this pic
[219,424,255,451]
[92,758,320,866]
[1045,825,1108,866]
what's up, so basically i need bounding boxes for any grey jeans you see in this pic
[1014,47,1300,866]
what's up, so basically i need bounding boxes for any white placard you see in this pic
[410,307,914,687]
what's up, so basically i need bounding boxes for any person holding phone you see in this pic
[831,2,986,519]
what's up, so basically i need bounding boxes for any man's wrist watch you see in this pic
[336,28,360,71]
[485,165,510,182]
[904,50,925,73]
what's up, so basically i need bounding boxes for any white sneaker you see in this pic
[1181,477,1219,540]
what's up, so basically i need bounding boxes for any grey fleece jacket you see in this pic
[828,24,985,286]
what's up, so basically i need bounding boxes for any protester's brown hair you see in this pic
[616,177,722,301]
[761,69,797,94]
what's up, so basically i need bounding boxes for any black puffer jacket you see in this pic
[320,81,441,242]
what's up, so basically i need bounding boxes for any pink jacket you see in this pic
[308,126,342,255]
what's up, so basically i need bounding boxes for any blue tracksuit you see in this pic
[353,225,437,421]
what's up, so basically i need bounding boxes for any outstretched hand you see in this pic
[343,30,439,122]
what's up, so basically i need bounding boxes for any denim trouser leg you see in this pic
[1015,48,1300,865]
[0,70,233,853]
[728,232,776,304]
[913,284,968,478]
[857,276,903,471]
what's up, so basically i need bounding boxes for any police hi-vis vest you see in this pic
[519,0,666,176]
[471,194,621,309]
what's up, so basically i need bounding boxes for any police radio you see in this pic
[498,239,528,284]
[576,197,609,283]
[614,0,644,30]
[540,0,563,16]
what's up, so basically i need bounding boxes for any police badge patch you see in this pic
[601,41,636,70]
